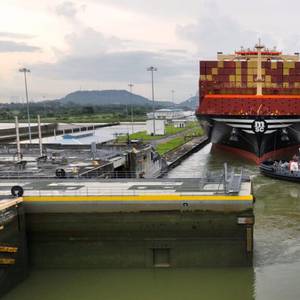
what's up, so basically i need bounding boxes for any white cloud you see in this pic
[33,25,194,85]
[0,40,40,52]
[0,32,34,39]
[55,1,78,18]
[64,28,123,56]
[176,3,277,59]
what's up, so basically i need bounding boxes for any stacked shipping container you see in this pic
[200,61,300,97]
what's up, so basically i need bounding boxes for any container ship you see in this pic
[196,41,300,163]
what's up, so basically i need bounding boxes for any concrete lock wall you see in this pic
[26,210,253,268]
[0,202,28,297]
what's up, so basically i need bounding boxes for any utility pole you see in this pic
[15,116,21,161]
[128,83,134,134]
[147,66,157,135]
[37,115,43,157]
[19,68,32,143]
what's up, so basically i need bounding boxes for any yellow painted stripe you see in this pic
[24,195,253,202]
[0,246,18,253]
[0,258,15,265]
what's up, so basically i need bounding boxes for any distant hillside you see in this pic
[59,90,172,107]
[179,95,198,110]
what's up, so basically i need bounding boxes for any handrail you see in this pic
[9,188,248,197]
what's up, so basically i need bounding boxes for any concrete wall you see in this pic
[0,123,58,143]
[26,210,253,268]
[0,203,28,297]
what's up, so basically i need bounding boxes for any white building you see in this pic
[147,109,185,120]
[172,119,188,128]
[183,111,195,117]
[146,119,165,135]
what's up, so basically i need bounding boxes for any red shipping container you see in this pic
[215,75,229,82]
[288,76,297,82]
[217,68,225,75]
[200,61,206,68]
[266,61,272,68]
[270,69,282,76]
[241,61,248,68]
[242,68,248,75]
[205,61,218,68]
[223,61,236,68]
[264,68,271,75]
[271,75,283,83]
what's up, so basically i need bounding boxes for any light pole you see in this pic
[147,66,157,135]
[128,83,134,134]
[19,68,32,143]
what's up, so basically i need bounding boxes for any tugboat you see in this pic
[260,153,300,182]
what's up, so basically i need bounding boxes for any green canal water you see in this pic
[3,144,300,300]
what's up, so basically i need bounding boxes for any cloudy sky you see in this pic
[1,0,300,103]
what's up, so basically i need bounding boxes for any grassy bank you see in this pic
[117,122,202,142]
[156,126,204,155]
[117,125,186,142]
[118,121,204,156]
[156,137,185,155]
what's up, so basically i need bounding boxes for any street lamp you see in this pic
[128,83,134,134]
[19,68,31,143]
[147,66,157,135]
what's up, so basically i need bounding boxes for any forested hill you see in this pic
[59,90,172,107]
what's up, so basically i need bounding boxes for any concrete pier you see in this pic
[0,176,254,268]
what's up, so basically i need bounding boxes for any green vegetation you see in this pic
[156,137,186,155]
[117,125,186,142]
[165,125,186,135]
[42,113,147,124]
[156,126,204,155]
[118,122,202,141]
[185,126,204,138]
[0,102,153,123]
[117,122,204,156]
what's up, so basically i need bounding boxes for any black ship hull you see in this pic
[198,115,300,163]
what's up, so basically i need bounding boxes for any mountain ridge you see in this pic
[59,90,173,107]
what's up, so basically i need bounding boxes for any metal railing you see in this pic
[9,184,238,198]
